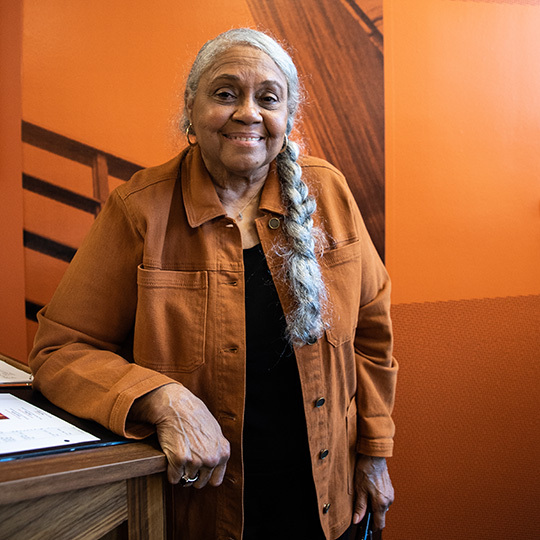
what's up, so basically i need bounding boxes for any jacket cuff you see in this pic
[357,437,394,458]
[109,373,177,438]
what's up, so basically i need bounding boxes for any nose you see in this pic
[232,96,262,124]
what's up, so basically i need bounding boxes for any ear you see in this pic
[185,93,195,123]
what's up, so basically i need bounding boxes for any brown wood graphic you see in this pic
[246,0,386,258]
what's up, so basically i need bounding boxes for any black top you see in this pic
[241,244,325,540]
[242,243,310,473]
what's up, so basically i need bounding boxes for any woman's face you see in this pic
[187,46,289,184]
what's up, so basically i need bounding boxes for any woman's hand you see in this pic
[128,383,230,487]
[352,454,395,531]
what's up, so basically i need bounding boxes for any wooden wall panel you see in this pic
[246,0,386,258]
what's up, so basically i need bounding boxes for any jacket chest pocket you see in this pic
[321,240,362,347]
[134,265,208,372]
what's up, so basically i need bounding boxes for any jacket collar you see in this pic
[260,162,287,216]
[182,146,225,228]
[182,146,286,228]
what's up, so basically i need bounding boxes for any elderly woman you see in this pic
[30,28,397,540]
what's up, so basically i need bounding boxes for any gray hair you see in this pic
[182,28,327,346]
[277,140,328,345]
[181,28,301,135]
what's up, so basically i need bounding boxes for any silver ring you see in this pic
[180,472,200,487]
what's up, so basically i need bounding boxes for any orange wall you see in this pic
[22,1,540,304]
[0,0,27,361]
[385,0,540,303]
[385,1,540,538]
[18,0,256,359]
[22,0,255,166]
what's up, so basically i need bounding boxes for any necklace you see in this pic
[219,188,262,221]
[237,189,261,221]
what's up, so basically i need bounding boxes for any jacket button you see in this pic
[323,503,331,514]
[306,336,317,345]
[315,397,326,408]
[319,449,329,459]
[268,217,280,229]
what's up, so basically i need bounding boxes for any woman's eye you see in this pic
[215,90,236,101]
[260,94,279,105]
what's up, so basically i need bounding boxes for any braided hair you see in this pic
[182,28,327,346]
[277,139,327,345]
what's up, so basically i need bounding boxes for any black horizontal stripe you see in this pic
[23,231,77,263]
[25,300,43,322]
[23,174,101,214]
[22,121,143,181]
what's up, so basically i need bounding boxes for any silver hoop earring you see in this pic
[279,133,288,154]
[186,123,197,147]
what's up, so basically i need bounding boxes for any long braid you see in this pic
[277,139,327,346]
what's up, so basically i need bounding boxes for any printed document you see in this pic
[0,393,98,455]
[0,357,33,385]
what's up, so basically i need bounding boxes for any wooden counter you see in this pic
[0,441,167,540]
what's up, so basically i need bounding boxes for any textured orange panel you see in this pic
[454,0,539,4]
[386,295,540,539]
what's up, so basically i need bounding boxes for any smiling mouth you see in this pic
[223,134,264,142]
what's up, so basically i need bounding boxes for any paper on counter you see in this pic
[0,393,98,455]
[0,357,33,385]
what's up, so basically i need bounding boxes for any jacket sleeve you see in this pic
[354,208,398,458]
[29,190,174,438]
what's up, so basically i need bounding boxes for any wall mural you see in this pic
[246,0,385,259]
[20,0,384,352]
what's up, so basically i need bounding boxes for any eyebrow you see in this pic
[210,74,285,90]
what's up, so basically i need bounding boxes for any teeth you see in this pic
[227,136,261,141]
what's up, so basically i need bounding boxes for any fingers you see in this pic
[164,452,227,488]
[145,384,231,488]
[370,485,394,531]
[161,432,230,488]
[184,461,227,489]
[354,455,395,531]
[371,501,391,531]
[164,452,229,488]
[162,447,188,484]
[193,466,212,488]
[360,488,393,532]
[353,494,392,531]
[191,436,230,488]
[207,461,227,487]
[352,490,368,525]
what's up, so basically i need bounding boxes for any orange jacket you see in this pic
[30,146,397,540]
